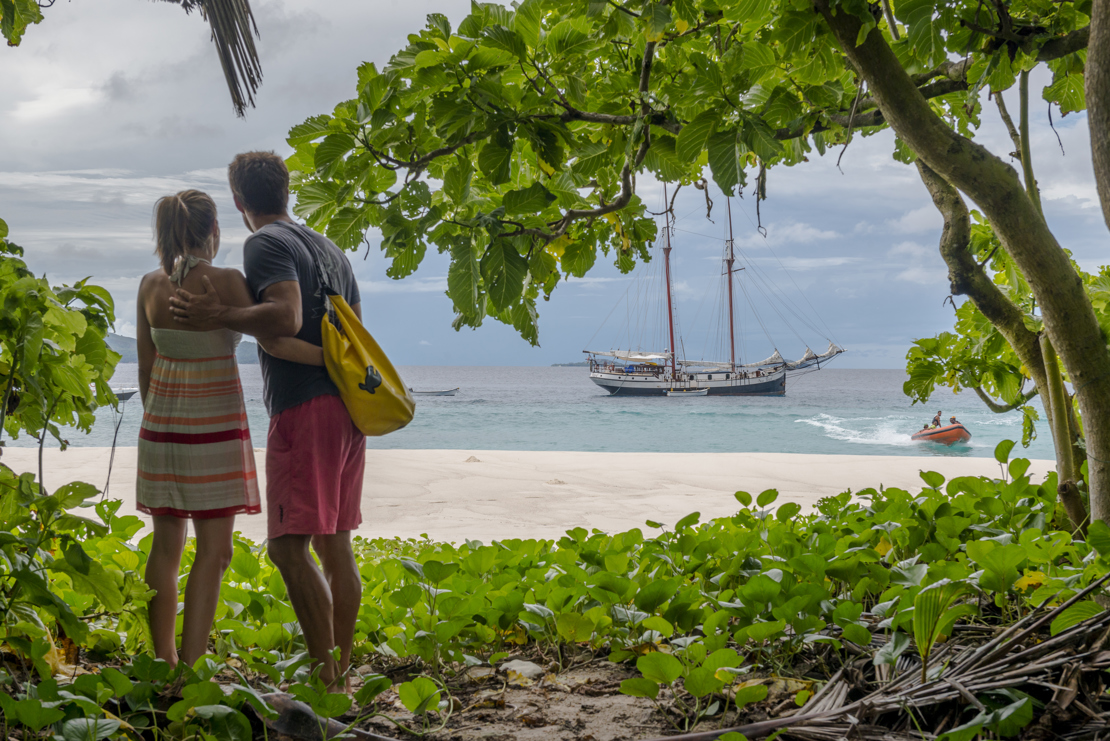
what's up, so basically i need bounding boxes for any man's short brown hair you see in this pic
[228,151,289,216]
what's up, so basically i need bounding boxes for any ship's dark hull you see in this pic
[590,372,786,396]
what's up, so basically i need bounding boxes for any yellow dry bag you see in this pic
[320,293,415,436]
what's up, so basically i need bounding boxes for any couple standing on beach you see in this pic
[134,152,362,690]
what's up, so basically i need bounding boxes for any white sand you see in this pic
[1,447,1052,543]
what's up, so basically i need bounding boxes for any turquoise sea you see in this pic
[7,365,1053,460]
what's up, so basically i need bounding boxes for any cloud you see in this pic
[359,277,446,294]
[895,265,948,285]
[889,241,947,285]
[885,205,941,234]
[748,256,862,270]
[736,221,838,249]
[419,340,431,346]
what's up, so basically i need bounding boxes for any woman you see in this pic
[136,189,322,669]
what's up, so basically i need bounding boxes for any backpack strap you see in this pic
[272,221,339,297]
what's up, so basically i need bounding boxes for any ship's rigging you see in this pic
[583,185,844,397]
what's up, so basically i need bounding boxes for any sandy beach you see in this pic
[2,447,1051,543]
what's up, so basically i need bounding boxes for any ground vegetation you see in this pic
[2,432,1110,739]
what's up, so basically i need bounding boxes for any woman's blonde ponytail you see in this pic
[153,190,217,276]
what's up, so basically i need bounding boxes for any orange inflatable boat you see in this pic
[911,423,972,446]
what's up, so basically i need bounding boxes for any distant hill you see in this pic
[552,361,590,367]
[107,333,260,365]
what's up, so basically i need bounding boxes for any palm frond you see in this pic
[160,0,262,116]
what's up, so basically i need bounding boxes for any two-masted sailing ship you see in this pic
[584,190,844,397]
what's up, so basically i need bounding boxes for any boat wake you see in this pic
[798,414,917,447]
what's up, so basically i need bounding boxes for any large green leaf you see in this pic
[480,240,529,311]
[637,652,683,684]
[912,579,968,663]
[707,129,743,196]
[676,110,719,163]
[503,182,557,215]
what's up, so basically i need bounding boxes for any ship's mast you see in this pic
[663,184,678,377]
[726,198,737,373]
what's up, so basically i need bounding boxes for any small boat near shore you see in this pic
[112,388,140,401]
[666,388,709,396]
[410,388,459,397]
[911,423,971,446]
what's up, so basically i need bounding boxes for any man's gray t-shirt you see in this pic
[243,221,360,417]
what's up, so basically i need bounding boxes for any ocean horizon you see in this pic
[3,365,1053,461]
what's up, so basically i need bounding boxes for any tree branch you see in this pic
[973,385,1039,412]
[994,90,1022,153]
[915,160,1050,413]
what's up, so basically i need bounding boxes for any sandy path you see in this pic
[1,447,1050,543]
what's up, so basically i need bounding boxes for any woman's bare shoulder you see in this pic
[138,269,170,294]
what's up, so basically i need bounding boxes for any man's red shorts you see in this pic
[266,394,365,539]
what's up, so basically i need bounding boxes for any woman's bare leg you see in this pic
[145,516,187,667]
[179,516,235,668]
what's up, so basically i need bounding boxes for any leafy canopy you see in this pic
[287,0,1089,343]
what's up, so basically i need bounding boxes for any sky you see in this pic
[1,0,1105,368]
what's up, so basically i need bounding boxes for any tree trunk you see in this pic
[1089,0,1110,230]
[916,162,1087,531]
[815,0,1110,523]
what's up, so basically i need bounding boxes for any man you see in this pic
[169,151,363,690]
[932,411,942,428]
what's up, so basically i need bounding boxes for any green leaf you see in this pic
[503,182,557,215]
[707,128,742,196]
[620,677,660,699]
[676,110,719,163]
[448,240,482,316]
[60,718,120,741]
[733,683,769,708]
[231,550,260,580]
[874,631,911,666]
[389,583,423,609]
[325,206,367,251]
[1044,73,1086,115]
[685,666,725,697]
[556,612,595,642]
[756,489,779,508]
[1050,600,1104,636]
[643,3,671,42]
[636,652,683,684]
[355,675,393,706]
[547,18,596,57]
[480,240,529,311]
[895,0,946,66]
[0,217,8,239]
[443,159,472,205]
[422,560,459,585]
[193,706,253,740]
[842,623,872,645]
[734,491,752,506]
[635,579,680,614]
[919,470,945,489]
[512,0,543,47]
[398,676,441,714]
[288,115,331,146]
[478,142,512,185]
[1087,520,1110,556]
[314,132,356,175]
[994,439,1016,464]
[913,579,968,662]
[776,501,801,522]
